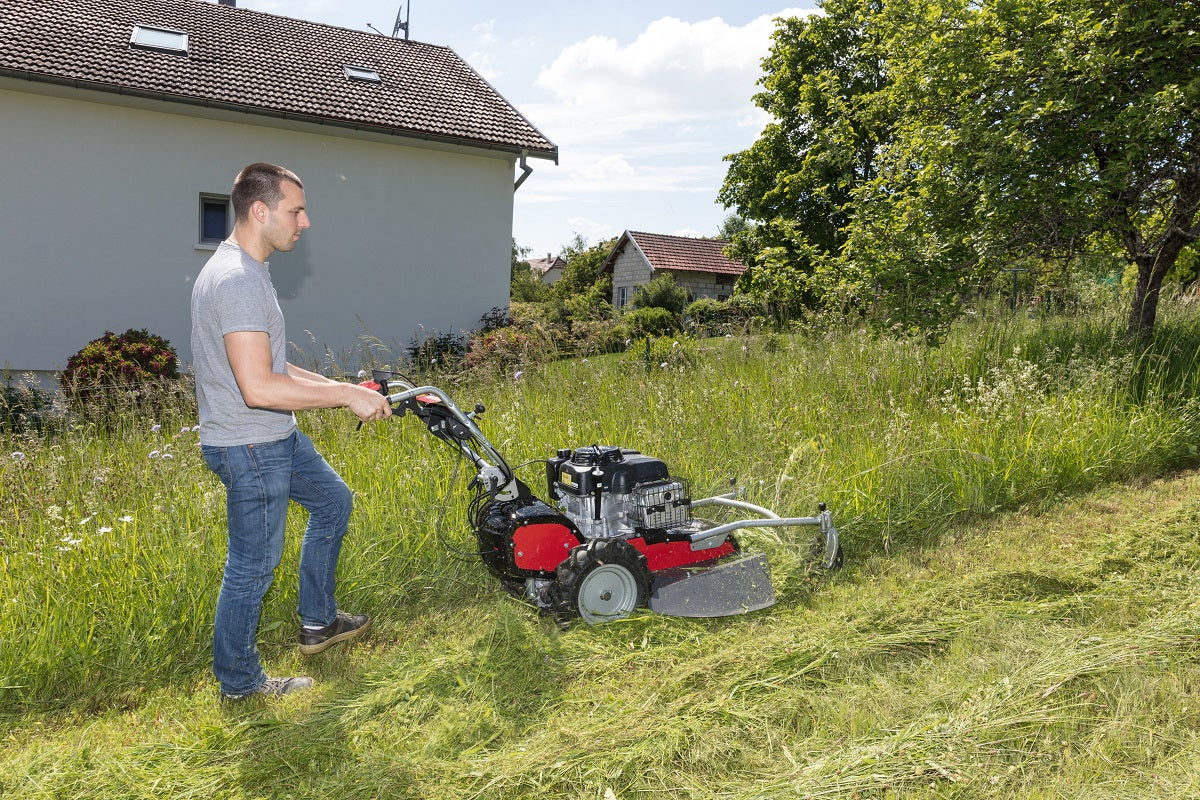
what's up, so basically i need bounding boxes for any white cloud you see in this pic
[472,19,498,45]
[534,9,811,129]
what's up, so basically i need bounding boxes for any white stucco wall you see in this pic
[0,80,518,375]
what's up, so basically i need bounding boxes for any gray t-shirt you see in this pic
[191,240,297,447]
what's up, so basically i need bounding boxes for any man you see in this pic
[191,162,392,701]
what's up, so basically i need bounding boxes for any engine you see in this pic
[546,445,693,538]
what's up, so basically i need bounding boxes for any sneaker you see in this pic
[221,676,314,702]
[299,610,372,655]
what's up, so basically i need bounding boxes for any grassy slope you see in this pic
[3,467,1199,799]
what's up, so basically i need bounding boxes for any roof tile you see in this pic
[626,231,746,276]
[0,0,556,158]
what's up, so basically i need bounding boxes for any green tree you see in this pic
[724,0,1200,339]
[716,214,751,241]
[552,234,617,298]
[718,0,891,314]
[848,0,1200,337]
[542,234,618,323]
[510,239,548,303]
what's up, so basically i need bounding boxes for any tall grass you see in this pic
[4,299,1200,792]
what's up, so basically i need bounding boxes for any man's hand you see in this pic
[347,383,392,424]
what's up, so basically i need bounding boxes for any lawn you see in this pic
[3,301,1200,798]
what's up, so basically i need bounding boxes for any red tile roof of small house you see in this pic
[0,0,557,160]
[603,231,747,276]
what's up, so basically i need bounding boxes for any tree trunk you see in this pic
[1127,257,1163,339]
[1126,231,1194,338]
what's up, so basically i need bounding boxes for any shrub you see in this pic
[406,329,467,375]
[477,306,511,334]
[1,379,52,433]
[632,273,689,314]
[465,326,552,373]
[58,329,184,426]
[60,329,179,395]
[623,306,679,338]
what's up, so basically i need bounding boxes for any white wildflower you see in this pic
[119,515,133,523]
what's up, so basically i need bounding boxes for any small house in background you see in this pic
[524,254,567,285]
[0,0,556,378]
[603,231,747,309]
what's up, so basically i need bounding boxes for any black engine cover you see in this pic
[547,446,670,498]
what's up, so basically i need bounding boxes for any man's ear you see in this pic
[252,201,268,223]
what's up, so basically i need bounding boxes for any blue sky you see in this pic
[235,1,817,257]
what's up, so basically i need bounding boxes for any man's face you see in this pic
[261,180,310,253]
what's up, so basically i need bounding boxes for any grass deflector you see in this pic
[363,371,842,625]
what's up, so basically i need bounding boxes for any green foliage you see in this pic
[716,213,751,241]
[406,328,466,375]
[551,234,618,301]
[464,326,552,374]
[622,334,699,372]
[60,329,179,395]
[622,306,678,338]
[58,329,183,425]
[719,0,891,308]
[0,379,52,434]
[631,272,689,314]
[723,0,1200,339]
[684,295,764,335]
[510,238,549,303]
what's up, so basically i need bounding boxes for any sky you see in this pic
[234,1,817,258]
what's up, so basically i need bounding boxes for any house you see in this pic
[523,254,566,285]
[0,0,557,378]
[603,231,746,309]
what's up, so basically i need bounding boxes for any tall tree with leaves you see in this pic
[718,0,890,317]
[847,0,1200,337]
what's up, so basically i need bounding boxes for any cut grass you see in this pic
[4,470,1200,799]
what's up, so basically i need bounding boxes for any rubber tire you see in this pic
[553,538,650,625]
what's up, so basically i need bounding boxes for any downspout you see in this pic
[514,149,533,191]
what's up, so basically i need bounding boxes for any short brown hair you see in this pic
[230,163,304,222]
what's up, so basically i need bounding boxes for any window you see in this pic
[199,194,230,245]
[130,25,189,55]
[344,65,381,83]
[617,286,629,308]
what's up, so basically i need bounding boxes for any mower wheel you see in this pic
[554,539,650,625]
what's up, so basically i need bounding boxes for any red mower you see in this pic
[363,371,842,625]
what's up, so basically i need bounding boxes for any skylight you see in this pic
[344,65,381,83]
[130,25,189,55]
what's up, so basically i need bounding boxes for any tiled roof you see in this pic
[525,255,566,274]
[610,231,746,276]
[0,0,557,159]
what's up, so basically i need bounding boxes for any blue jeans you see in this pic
[201,430,353,696]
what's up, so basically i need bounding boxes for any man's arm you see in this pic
[224,331,391,422]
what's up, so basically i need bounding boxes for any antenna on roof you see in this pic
[392,3,411,40]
